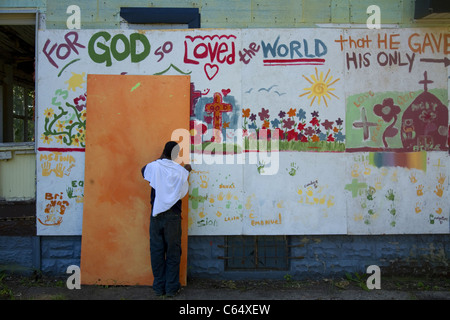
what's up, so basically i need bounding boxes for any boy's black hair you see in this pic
[162,141,179,160]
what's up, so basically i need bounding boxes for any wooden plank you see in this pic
[81,74,190,286]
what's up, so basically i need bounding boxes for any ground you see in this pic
[1,273,449,300]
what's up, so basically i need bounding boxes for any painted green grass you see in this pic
[244,138,345,152]
[191,139,345,153]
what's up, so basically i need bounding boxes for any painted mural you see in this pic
[36,28,449,235]
[346,152,449,234]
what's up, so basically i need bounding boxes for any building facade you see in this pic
[1,0,449,282]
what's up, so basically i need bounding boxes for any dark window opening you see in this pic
[0,23,36,143]
[414,0,450,19]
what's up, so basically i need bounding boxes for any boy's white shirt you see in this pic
[143,159,189,216]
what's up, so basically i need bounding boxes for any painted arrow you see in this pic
[420,57,450,67]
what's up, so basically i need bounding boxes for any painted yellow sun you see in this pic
[300,68,340,107]
[65,72,86,92]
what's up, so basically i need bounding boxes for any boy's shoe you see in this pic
[154,290,165,297]
[166,287,181,298]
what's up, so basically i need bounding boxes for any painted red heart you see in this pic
[204,64,219,80]
[222,88,231,96]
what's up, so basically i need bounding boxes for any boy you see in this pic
[141,141,192,297]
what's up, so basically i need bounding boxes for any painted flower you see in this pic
[327,134,335,142]
[71,136,81,147]
[44,108,54,119]
[311,111,319,118]
[78,132,86,143]
[310,117,320,126]
[278,111,286,118]
[249,113,257,122]
[56,120,65,132]
[296,109,306,120]
[319,133,327,141]
[297,122,306,131]
[249,122,258,130]
[259,128,271,140]
[223,121,230,129]
[283,117,295,129]
[333,127,339,133]
[272,128,284,140]
[287,129,298,141]
[262,120,270,129]
[271,118,280,128]
[321,119,334,131]
[74,93,87,112]
[304,126,315,136]
[41,133,53,144]
[287,108,297,117]
[311,134,320,142]
[373,98,401,122]
[80,111,87,121]
[242,108,251,118]
[334,131,345,142]
[55,135,64,144]
[336,117,344,126]
[258,108,270,120]
[77,127,84,136]
[300,135,308,142]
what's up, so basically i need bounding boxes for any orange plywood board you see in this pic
[81,75,190,286]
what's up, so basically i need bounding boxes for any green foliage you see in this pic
[0,272,14,300]
[345,272,370,291]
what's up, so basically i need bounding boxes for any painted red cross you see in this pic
[205,92,232,142]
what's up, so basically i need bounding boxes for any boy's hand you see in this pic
[184,164,192,172]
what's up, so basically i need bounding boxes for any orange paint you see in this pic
[81,75,190,286]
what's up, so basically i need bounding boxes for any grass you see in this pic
[0,271,68,300]
[345,272,370,291]
[0,272,13,299]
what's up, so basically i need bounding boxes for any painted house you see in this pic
[0,0,449,282]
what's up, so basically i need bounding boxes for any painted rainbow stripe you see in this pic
[368,151,427,171]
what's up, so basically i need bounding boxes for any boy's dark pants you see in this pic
[150,208,181,295]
